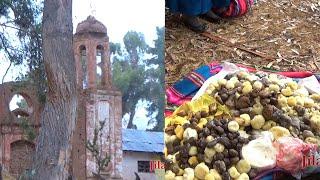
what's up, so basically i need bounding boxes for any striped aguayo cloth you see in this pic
[166,61,320,116]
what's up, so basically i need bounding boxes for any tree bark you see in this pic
[127,108,136,129]
[32,0,77,179]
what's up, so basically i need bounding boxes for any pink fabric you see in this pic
[273,137,318,173]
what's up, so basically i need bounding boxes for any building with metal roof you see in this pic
[122,129,164,180]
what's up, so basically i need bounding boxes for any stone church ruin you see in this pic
[0,16,123,179]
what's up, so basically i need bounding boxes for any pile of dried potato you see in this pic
[164,71,320,180]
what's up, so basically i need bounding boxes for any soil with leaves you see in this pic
[165,0,320,87]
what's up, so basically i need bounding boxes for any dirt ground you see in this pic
[165,0,320,87]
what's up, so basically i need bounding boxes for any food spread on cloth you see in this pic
[164,70,320,180]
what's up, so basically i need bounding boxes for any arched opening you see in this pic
[9,94,32,120]
[80,45,88,89]
[96,45,104,86]
[9,140,35,178]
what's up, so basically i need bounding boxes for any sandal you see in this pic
[182,15,208,33]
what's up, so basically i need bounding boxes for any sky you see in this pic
[1,0,165,130]
[72,0,165,45]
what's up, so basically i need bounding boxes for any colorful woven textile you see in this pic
[213,0,254,17]
[165,61,319,116]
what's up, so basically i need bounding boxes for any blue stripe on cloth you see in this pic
[172,64,214,97]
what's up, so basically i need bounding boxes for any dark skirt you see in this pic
[166,0,230,16]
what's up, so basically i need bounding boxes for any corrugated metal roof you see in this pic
[122,129,164,153]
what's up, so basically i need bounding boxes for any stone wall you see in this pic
[85,90,122,179]
[0,82,39,176]
[9,140,35,178]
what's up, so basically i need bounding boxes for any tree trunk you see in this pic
[32,0,77,179]
[127,106,136,129]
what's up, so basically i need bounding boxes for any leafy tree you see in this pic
[145,27,165,131]
[1,0,76,178]
[0,0,46,101]
[123,31,147,66]
[112,28,165,131]
[112,57,147,129]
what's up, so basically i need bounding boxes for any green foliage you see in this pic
[112,28,165,131]
[16,97,28,109]
[0,0,46,103]
[109,42,122,55]
[123,31,148,66]
[146,27,165,131]
[86,121,111,176]
[18,117,36,141]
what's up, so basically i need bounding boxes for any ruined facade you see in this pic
[0,16,122,179]
[72,16,122,179]
[0,82,41,178]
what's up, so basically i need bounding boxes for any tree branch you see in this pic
[2,60,11,84]
[0,23,29,33]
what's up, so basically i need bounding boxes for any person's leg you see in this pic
[201,10,223,23]
[166,0,212,32]
[200,0,231,22]
[182,15,208,33]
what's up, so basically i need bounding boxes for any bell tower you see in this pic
[72,16,122,179]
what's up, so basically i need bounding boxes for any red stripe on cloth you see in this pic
[238,0,247,16]
[191,71,206,83]
[209,61,313,78]
[166,87,193,106]
[169,86,185,98]
[186,76,203,87]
